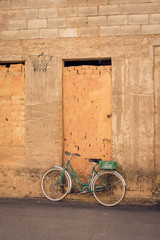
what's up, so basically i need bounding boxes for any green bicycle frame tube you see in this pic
[64,159,99,192]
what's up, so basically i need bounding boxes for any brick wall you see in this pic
[1,0,160,40]
[0,64,25,161]
[63,65,112,181]
[0,64,26,197]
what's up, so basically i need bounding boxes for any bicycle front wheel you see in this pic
[92,171,126,207]
[41,168,70,201]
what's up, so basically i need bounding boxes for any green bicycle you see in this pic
[41,151,126,207]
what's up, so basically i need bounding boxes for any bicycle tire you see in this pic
[41,168,70,201]
[92,171,126,207]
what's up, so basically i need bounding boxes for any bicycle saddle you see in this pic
[89,159,101,163]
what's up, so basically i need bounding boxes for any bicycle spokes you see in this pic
[93,171,126,206]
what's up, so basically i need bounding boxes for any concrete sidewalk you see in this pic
[0,198,160,240]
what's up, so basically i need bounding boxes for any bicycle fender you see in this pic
[112,170,126,186]
[54,166,72,193]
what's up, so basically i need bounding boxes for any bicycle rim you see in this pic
[41,168,70,201]
[93,171,126,207]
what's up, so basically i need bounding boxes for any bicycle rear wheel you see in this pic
[41,168,70,201]
[92,171,126,207]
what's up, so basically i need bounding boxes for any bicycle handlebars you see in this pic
[65,151,81,157]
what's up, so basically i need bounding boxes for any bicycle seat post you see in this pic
[68,154,72,162]
[65,151,74,164]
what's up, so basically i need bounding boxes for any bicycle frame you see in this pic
[64,158,99,193]
[41,151,126,206]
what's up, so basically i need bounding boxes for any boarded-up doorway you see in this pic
[0,63,25,168]
[63,60,112,179]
